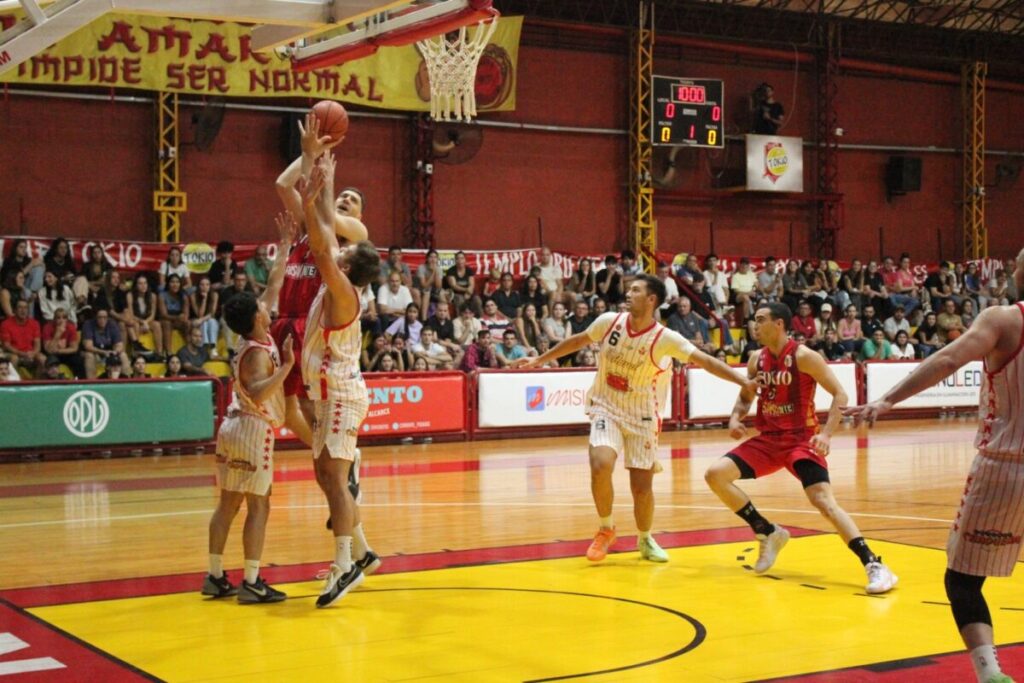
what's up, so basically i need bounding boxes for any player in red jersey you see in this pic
[704,301,898,593]
[273,113,368,502]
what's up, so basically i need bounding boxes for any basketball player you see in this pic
[201,212,296,604]
[846,249,1024,683]
[298,154,382,608]
[704,302,898,594]
[274,112,368,507]
[515,275,759,562]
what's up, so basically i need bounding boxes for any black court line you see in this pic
[800,583,826,590]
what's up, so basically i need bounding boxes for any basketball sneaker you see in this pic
[586,527,617,562]
[355,550,382,576]
[201,573,237,598]
[316,563,364,608]
[238,577,287,604]
[754,525,790,573]
[637,536,669,563]
[983,675,1014,683]
[865,560,898,594]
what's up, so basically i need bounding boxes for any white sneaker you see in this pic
[754,525,790,573]
[865,560,898,594]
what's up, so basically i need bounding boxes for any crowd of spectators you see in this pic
[2,238,1019,383]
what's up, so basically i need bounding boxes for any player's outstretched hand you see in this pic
[317,151,337,186]
[298,165,326,207]
[275,211,297,245]
[728,417,747,441]
[280,334,295,367]
[298,113,339,159]
[809,433,831,457]
[510,357,540,369]
[843,400,893,428]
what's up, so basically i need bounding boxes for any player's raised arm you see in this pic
[259,212,297,312]
[275,112,338,222]
[512,312,618,369]
[845,305,1004,426]
[240,334,295,404]
[795,345,847,456]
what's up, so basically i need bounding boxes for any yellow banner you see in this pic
[0,12,520,112]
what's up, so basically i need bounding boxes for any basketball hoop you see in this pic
[417,17,498,122]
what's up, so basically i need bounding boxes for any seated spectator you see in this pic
[595,255,624,306]
[987,270,1011,308]
[781,259,806,313]
[359,281,382,338]
[492,272,522,319]
[963,262,985,309]
[460,329,497,371]
[177,325,213,376]
[887,255,921,317]
[791,300,817,341]
[891,330,916,360]
[883,305,910,342]
[425,301,457,346]
[568,259,597,304]
[703,253,731,313]
[165,354,185,377]
[42,356,66,381]
[495,329,531,367]
[915,311,943,358]
[863,261,888,315]
[481,267,502,299]
[207,241,238,292]
[0,355,18,382]
[377,353,398,372]
[792,332,809,346]
[218,272,253,351]
[575,347,597,367]
[243,244,272,295]
[1,270,36,321]
[533,337,560,368]
[42,308,84,378]
[818,328,850,361]
[73,244,111,314]
[0,238,44,295]
[411,327,453,370]
[39,270,77,324]
[43,237,77,287]
[713,348,729,362]
[386,303,423,345]
[416,249,448,321]
[521,275,549,319]
[961,298,977,328]
[444,251,480,315]
[538,247,565,307]
[814,302,837,347]
[81,308,131,379]
[568,300,594,336]
[730,258,757,321]
[378,245,415,293]
[836,305,863,354]
[130,355,150,378]
[412,356,429,371]
[861,304,883,339]
[188,276,220,351]
[675,254,704,286]
[158,246,192,292]
[951,262,968,307]
[378,271,414,330]
[391,334,415,370]
[1005,259,1020,303]
[687,278,719,316]
[0,299,45,376]
[937,298,966,342]
[515,302,544,354]
[125,274,164,357]
[99,355,126,380]
[98,269,130,335]
[657,262,680,319]
[480,298,510,341]
[361,334,388,372]
[543,301,571,346]
[619,250,641,280]
[799,260,826,309]
[667,297,714,354]
[452,303,482,347]
[593,298,609,316]
[756,256,782,303]
[925,262,953,312]
[859,329,893,362]
[839,259,865,313]
[158,273,191,349]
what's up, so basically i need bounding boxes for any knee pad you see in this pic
[945,568,991,630]
[793,459,830,488]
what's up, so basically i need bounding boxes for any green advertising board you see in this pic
[0,380,215,449]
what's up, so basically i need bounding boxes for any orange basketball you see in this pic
[311,100,349,142]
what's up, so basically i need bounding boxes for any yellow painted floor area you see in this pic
[29,535,1024,682]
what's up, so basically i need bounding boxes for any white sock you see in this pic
[599,515,614,530]
[243,559,260,585]
[970,645,1002,682]
[638,530,652,542]
[352,523,370,560]
[334,536,353,572]
[208,553,223,579]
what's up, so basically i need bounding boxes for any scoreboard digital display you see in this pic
[652,76,724,148]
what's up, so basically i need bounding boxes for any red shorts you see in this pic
[270,316,307,399]
[728,431,828,480]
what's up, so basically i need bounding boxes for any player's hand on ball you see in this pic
[299,112,336,158]
[728,417,747,440]
[281,334,295,366]
[809,433,831,456]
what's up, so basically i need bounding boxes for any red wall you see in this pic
[1,39,1021,261]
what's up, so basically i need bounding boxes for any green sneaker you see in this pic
[984,675,1014,683]
[638,536,669,563]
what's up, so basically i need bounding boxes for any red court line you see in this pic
[2,526,821,608]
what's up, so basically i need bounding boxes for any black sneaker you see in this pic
[315,563,364,608]
[201,573,237,598]
[355,550,382,576]
[237,576,287,604]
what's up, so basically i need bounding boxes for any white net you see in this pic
[416,18,498,122]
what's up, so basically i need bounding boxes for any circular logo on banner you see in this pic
[762,142,789,185]
[182,243,216,274]
[63,390,110,438]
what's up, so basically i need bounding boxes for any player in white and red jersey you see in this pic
[201,212,296,605]
[274,111,369,507]
[516,274,758,563]
[299,153,382,608]
[848,249,1024,683]
[705,302,897,594]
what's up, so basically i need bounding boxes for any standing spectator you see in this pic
[937,298,966,342]
[207,241,238,292]
[818,328,850,361]
[188,276,220,351]
[3,271,37,321]
[0,299,45,376]
[521,274,549,320]
[243,244,272,295]
[836,305,863,355]
[492,272,522,319]
[218,272,253,352]
[890,330,916,360]
[130,355,150,378]
[883,305,911,342]
[568,259,597,304]
[702,254,730,314]
[81,308,130,379]
[791,300,817,341]
[925,262,954,312]
[752,82,784,134]
[657,262,680,319]
[781,259,807,313]
[39,270,77,324]
[0,239,44,294]
[861,304,884,340]
[377,272,414,330]
[667,297,714,354]
[515,302,544,353]
[495,329,530,367]
[43,237,76,286]
[480,298,510,341]
[887,255,922,317]
[595,255,624,306]
[756,256,782,303]
[126,274,164,357]
[452,303,482,347]
[165,354,185,377]
[859,329,893,362]
[840,259,866,313]
[537,247,565,308]
[863,261,888,315]
[177,325,212,376]
[459,329,497,371]
[42,308,84,378]
[386,303,424,345]
[158,273,191,351]
[72,244,111,314]
[411,327,454,369]
[568,299,594,335]
[444,250,479,315]
[915,311,944,358]
[158,246,192,292]
[543,301,571,346]
[729,258,757,321]
[416,249,447,320]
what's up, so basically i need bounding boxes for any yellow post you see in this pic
[154,91,187,243]
[629,1,656,274]
[961,62,986,259]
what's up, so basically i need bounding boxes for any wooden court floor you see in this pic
[4,418,1024,681]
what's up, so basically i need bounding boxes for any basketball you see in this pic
[311,100,349,142]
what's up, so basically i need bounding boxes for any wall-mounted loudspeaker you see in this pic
[885,156,922,194]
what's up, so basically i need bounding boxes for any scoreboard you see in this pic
[652,76,724,148]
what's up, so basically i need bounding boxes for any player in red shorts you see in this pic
[273,112,368,504]
[704,301,898,594]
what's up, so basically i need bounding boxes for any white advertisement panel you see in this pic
[686,362,858,420]
[865,361,983,408]
[746,134,804,192]
[477,371,672,428]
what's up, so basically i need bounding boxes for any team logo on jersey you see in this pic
[783,355,793,368]
[964,529,1022,547]
[526,386,545,412]
[756,370,793,386]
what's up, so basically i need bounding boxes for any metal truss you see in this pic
[154,91,186,243]
[629,1,656,274]
[961,61,987,259]
[814,19,841,260]
[408,114,436,249]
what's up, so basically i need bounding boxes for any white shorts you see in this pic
[588,413,659,471]
[215,413,274,496]
[313,397,368,461]
[948,452,1024,577]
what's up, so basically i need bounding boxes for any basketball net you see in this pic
[416,18,498,122]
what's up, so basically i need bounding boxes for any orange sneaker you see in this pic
[586,527,617,562]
